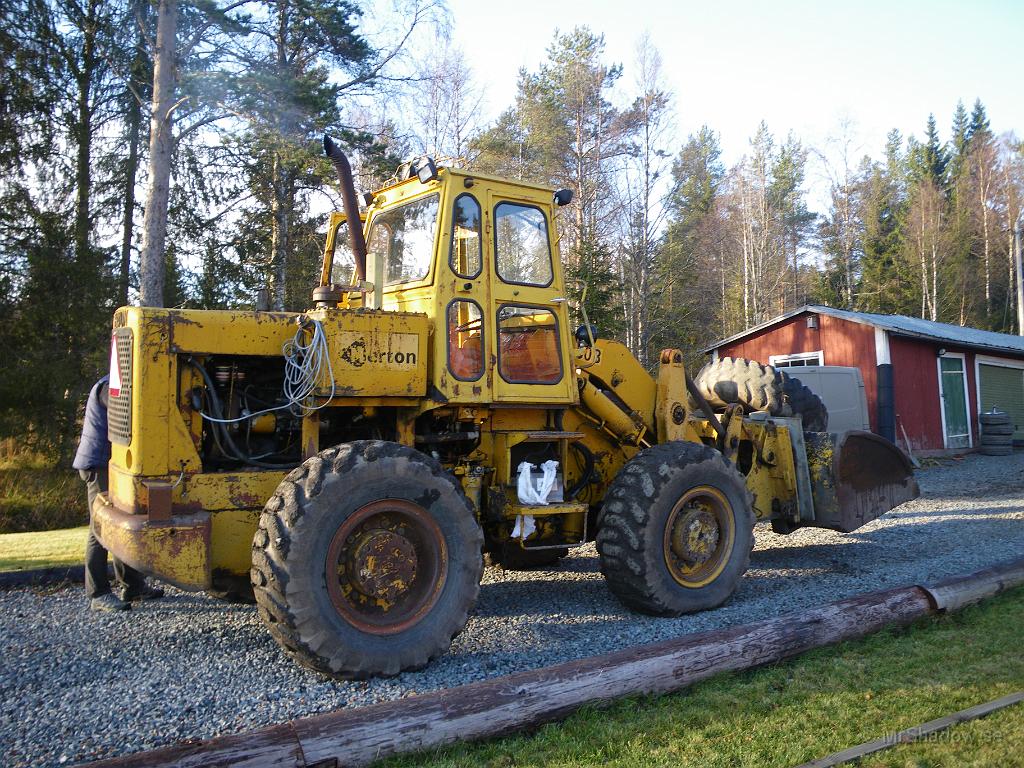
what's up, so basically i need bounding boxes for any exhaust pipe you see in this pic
[323,135,367,282]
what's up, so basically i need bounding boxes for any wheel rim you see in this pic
[662,485,735,588]
[326,499,447,635]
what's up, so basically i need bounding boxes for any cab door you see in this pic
[436,188,491,403]
[485,188,576,404]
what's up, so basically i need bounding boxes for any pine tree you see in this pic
[653,127,725,359]
[859,130,913,314]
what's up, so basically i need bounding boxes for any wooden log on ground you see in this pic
[84,557,1024,768]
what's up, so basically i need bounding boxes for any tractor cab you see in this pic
[317,155,578,407]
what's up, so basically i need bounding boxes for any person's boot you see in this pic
[121,583,165,602]
[90,592,130,612]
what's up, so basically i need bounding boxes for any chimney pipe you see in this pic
[323,136,367,282]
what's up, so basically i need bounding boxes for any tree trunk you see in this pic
[269,154,292,311]
[118,106,142,306]
[72,0,98,267]
[138,0,178,307]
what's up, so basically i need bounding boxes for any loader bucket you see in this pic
[804,430,920,533]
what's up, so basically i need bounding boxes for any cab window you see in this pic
[329,221,354,285]
[494,203,553,286]
[447,299,484,381]
[367,194,439,286]
[449,194,482,279]
[497,305,562,384]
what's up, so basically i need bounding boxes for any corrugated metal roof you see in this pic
[703,305,1024,357]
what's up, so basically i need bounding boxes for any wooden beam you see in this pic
[84,557,1024,768]
[796,690,1024,767]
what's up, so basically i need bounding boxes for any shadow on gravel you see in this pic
[845,515,1024,544]
[474,578,611,619]
[884,501,1024,519]
[750,542,871,570]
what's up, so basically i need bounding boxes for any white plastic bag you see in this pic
[537,459,559,502]
[511,515,536,539]
[517,461,542,504]
[517,460,560,505]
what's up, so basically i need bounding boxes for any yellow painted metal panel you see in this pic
[309,308,428,397]
[92,499,211,590]
[185,471,286,512]
[210,508,261,575]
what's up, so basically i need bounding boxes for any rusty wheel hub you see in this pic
[662,485,735,588]
[670,508,720,566]
[326,499,447,635]
[349,529,418,603]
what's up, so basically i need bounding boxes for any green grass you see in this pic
[380,587,1024,768]
[0,450,87,533]
[0,525,88,571]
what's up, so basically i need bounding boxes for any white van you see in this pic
[784,366,870,433]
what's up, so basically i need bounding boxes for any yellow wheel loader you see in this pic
[92,137,919,678]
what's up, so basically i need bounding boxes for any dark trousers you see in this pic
[82,468,145,599]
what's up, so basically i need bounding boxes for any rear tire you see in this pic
[981,423,1014,436]
[981,444,1013,456]
[251,440,483,678]
[981,434,1013,446]
[596,442,755,615]
[980,412,1011,426]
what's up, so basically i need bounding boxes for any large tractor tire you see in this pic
[693,357,786,415]
[251,440,483,678]
[779,372,829,432]
[596,442,755,615]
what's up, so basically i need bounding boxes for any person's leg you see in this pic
[82,470,111,599]
[113,559,146,593]
[95,468,163,600]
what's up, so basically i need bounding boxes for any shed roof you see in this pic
[703,305,1024,358]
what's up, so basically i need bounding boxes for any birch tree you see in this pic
[618,34,671,365]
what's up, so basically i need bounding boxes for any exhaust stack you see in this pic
[323,136,367,282]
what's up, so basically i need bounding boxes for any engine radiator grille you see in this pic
[108,329,133,446]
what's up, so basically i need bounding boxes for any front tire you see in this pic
[251,440,483,678]
[596,442,755,615]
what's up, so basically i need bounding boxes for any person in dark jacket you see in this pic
[74,375,164,611]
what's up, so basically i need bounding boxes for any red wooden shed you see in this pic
[704,305,1024,455]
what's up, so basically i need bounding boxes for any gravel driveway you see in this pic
[3,452,1023,766]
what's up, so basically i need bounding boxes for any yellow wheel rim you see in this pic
[662,485,735,588]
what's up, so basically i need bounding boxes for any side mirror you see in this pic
[554,188,573,206]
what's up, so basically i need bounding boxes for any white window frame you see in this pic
[936,351,973,450]
[768,350,823,368]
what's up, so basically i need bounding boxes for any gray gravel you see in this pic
[3,451,1024,766]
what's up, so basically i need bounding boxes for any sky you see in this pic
[444,0,1023,202]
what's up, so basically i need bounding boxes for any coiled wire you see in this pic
[198,317,335,425]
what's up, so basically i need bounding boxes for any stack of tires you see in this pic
[979,410,1014,456]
